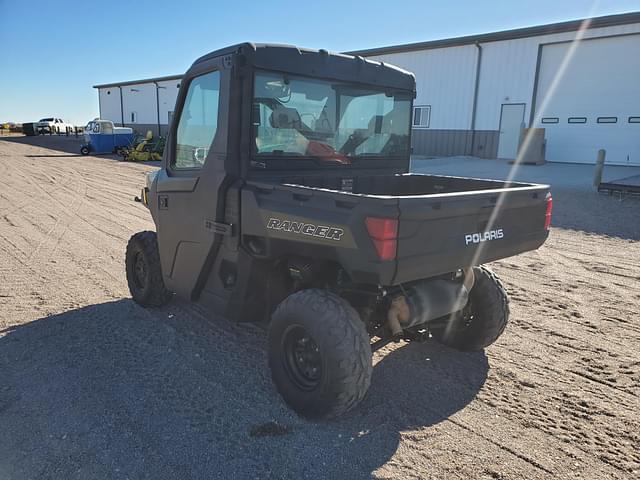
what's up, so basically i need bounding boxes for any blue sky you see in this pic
[1,0,639,124]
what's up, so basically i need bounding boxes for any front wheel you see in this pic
[80,145,90,155]
[268,289,372,419]
[125,231,172,307]
[431,266,509,351]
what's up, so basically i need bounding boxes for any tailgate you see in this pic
[393,185,550,284]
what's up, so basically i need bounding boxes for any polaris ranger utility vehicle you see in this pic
[126,43,552,419]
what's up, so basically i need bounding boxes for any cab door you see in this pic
[154,56,231,300]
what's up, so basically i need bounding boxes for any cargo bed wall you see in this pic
[279,173,526,197]
[356,174,515,196]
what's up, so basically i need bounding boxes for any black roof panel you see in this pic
[190,43,416,92]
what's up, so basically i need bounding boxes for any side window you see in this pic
[173,70,220,169]
[412,106,431,128]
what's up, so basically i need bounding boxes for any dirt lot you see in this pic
[1,136,638,479]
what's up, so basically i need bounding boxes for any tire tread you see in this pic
[270,289,372,419]
[125,231,172,307]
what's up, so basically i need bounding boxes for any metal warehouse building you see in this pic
[94,75,182,137]
[94,11,640,165]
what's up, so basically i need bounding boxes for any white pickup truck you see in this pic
[36,118,74,134]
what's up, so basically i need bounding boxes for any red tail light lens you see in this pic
[365,217,398,261]
[544,194,553,230]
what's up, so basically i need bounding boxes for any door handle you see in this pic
[159,195,169,210]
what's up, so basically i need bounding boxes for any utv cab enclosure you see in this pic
[126,43,552,419]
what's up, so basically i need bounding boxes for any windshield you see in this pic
[252,71,411,165]
[39,118,53,122]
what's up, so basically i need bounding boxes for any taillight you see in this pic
[544,194,553,230]
[365,217,398,261]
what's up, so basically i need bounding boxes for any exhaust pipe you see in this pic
[387,295,410,337]
[387,269,474,338]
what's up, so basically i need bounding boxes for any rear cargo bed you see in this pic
[278,173,551,285]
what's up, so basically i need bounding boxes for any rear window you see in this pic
[252,71,412,165]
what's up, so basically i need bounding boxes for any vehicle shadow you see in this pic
[0,136,162,168]
[25,154,85,158]
[0,134,85,155]
[0,299,488,479]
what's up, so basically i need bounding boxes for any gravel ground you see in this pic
[0,136,638,479]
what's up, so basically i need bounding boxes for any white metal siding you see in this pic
[120,83,157,125]
[367,23,640,135]
[474,38,540,130]
[98,81,180,129]
[98,88,122,124]
[370,45,478,129]
[534,33,640,164]
[476,23,640,131]
[157,79,181,126]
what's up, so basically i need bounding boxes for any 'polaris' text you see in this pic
[465,229,504,245]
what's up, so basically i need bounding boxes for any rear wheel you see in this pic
[431,266,509,351]
[80,146,90,155]
[268,289,372,419]
[125,231,172,307]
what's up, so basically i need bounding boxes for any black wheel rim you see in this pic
[132,251,147,291]
[282,325,322,391]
